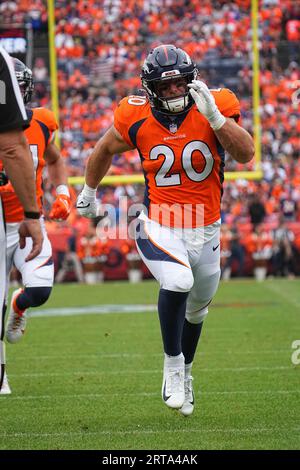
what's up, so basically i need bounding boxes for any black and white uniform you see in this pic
[0,46,29,389]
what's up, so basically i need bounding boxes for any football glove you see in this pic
[76,185,99,218]
[49,194,71,221]
[188,80,226,131]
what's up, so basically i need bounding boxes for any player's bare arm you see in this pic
[76,126,133,218]
[188,80,254,163]
[85,125,133,189]
[44,141,68,187]
[44,142,71,221]
[213,118,254,163]
[0,129,43,261]
[0,129,40,214]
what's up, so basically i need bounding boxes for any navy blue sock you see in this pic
[181,319,203,364]
[158,289,189,357]
[16,287,52,310]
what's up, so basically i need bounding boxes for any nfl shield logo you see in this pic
[169,122,177,134]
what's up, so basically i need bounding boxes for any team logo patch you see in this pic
[169,122,177,134]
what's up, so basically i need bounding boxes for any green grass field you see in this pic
[1,279,300,450]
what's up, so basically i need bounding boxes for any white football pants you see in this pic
[135,212,221,324]
[5,218,54,303]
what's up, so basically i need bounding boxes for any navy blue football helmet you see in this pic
[141,45,198,114]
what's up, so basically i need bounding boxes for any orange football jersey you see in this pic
[0,107,58,223]
[114,90,240,228]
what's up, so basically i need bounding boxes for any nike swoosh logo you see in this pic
[76,202,90,208]
[162,382,171,402]
[213,244,220,251]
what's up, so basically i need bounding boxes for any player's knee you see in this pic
[162,271,194,292]
[24,287,52,307]
[186,306,208,324]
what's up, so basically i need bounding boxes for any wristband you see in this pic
[83,183,97,198]
[209,110,226,131]
[24,211,40,219]
[56,184,70,197]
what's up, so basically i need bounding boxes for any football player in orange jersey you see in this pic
[0,58,71,395]
[77,45,254,415]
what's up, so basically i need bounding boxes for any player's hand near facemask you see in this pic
[188,80,226,131]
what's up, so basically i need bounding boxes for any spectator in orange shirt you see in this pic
[246,225,273,281]
[77,221,107,284]
[120,238,142,283]
[68,69,88,91]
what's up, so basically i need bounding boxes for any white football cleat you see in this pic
[162,359,185,409]
[179,375,194,416]
[6,288,27,344]
[0,373,12,395]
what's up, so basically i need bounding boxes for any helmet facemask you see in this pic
[143,71,197,114]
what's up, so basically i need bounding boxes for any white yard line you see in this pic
[28,299,299,319]
[6,365,293,378]
[2,390,300,401]
[28,305,158,318]
[9,349,292,361]
[1,427,299,438]
[264,283,300,310]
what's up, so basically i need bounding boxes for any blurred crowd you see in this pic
[1,0,300,280]
[0,0,48,29]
